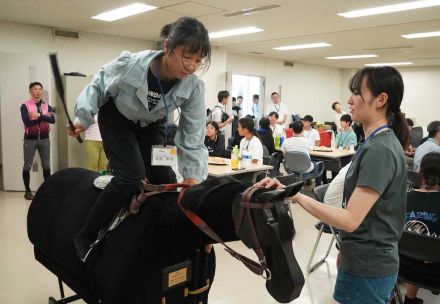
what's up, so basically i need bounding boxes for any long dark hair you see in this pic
[160,17,211,70]
[349,66,409,149]
[239,116,260,139]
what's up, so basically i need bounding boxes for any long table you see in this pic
[208,157,273,182]
[310,148,355,174]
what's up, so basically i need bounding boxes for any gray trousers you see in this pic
[23,138,50,171]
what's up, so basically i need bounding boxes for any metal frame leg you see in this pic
[395,282,404,304]
[307,224,336,273]
[47,278,82,304]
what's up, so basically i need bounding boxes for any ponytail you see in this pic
[389,110,410,150]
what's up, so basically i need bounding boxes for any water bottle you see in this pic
[231,145,239,169]
[330,130,336,150]
[349,139,356,152]
[241,150,252,168]
[280,133,285,147]
[274,134,280,150]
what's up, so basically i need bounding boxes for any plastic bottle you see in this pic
[274,134,280,150]
[231,145,239,169]
[241,150,252,168]
[349,139,356,152]
[330,130,336,150]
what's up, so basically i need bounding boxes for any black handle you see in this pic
[49,53,83,144]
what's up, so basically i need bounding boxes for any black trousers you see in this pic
[76,100,177,245]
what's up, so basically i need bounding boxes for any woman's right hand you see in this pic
[68,123,85,137]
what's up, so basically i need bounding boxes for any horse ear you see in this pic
[282,182,303,199]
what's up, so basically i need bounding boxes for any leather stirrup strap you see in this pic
[178,187,273,279]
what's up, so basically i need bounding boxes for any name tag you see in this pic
[152,145,177,167]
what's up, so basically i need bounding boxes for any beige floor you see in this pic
[0,190,437,304]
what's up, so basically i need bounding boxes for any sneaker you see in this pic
[24,191,34,200]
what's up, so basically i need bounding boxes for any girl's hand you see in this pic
[183,178,199,185]
[68,123,85,137]
[253,177,285,190]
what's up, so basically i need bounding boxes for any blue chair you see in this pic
[283,151,325,186]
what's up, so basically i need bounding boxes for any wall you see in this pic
[0,21,152,190]
[226,53,342,124]
[340,66,440,133]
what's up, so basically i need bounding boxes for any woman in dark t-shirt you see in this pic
[204,121,225,157]
[402,152,440,304]
[259,66,410,304]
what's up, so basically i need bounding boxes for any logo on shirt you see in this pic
[147,90,162,110]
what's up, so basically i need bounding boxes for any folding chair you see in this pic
[395,231,440,303]
[307,184,340,273]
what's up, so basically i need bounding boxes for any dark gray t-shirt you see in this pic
[340,130,407,277]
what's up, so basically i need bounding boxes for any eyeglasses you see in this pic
[173,49,206,71]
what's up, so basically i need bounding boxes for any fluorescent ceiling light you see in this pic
[92,3,157,22]
[364,62,413,67]
[401,31,440,39]
[338,0,440,18]
[209,27,263,39]
[326,54,378,60]
[273,42,331,51]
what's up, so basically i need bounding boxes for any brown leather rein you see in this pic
[129,179,272,280]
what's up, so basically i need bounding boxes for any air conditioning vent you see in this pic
[284,61,294,67]
[249,51,263,55]
[364,45,413,51]
[224,4,281,17]
[53,29,79,39]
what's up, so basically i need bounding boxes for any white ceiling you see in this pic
[1,0,440,68]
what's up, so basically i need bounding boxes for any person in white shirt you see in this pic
[211,90,233,134]
[238,116,263,165]
[323,162,351,208]
[332,101,347,131]
[302,115,320,146]
[281,120,314,172]
[268,111,284,136]
[84,114,108,172]
[265,92,288,126]
[252,94,260,126]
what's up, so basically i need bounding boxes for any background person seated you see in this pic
[281,120,314,173]
[413,120,440,172]
[302,115,320,146]
[401,152,440,304]
[257,117,276,155]
[238,116,263,165]
[268,111,284,136]
[204,121,225,157]
[323,162,351,208]
[336,114,357,150]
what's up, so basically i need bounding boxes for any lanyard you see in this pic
[245,136,253,150]
[274,104,280,113]
[339,130,351,146]
[342,124,390,208]
[155,70,171,147]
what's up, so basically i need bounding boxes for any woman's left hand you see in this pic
[253,177,285,190]
[183,178,199,185]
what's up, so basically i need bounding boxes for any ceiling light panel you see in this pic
[338,0,440,18]
[326,54,378,60]
[364,62,413,66]
[273,42,331,51]
[92,3,157,22]
[402,31,440,39]
[209,27,263,39]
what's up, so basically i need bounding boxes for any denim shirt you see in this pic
[74,50,208,181]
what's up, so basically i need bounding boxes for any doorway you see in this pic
[231,74,265,118]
